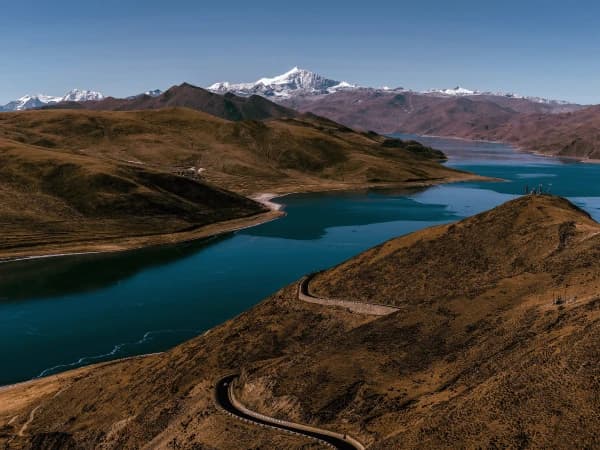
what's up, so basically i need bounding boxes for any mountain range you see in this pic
[206,67,576,106]
[4,68,600,160]
[2,67,575,112]
[0,89,104,112]
[50,82,298,122]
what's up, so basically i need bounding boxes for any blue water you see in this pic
[2,136,600,385]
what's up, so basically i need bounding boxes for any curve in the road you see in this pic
[215,375,365,450]
[298,273,400,316]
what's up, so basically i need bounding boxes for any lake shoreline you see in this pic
[0,134,581,388]
[0,174,487,264]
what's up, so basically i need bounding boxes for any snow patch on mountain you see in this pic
[424,86,572,105]
[427,86,479,96]
[144,89,163,97]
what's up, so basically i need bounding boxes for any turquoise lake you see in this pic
[2,136,600,385]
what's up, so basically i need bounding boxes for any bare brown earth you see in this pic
[2,195,599,449]
[282,90,600,160]
[0,104,482,259]
[485,105,600,160]
[0,138,271,261]
[281,89,581,137]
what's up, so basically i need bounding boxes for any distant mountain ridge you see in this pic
[0,89,104,112]
[3,69,592,161]
[1,67,577,113]
[57,82,298,122]
[207,67,576,106]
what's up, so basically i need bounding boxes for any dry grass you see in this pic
[0,137,268,259]
[0,108,478,195]
[1,196,599,449]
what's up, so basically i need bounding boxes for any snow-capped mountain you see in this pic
[208,68,572,106]
[208,67,358,98]
[0,89,105,112]
[0,94,63,112]
[61,89,104,103]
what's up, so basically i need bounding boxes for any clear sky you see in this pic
[2,0,600,104]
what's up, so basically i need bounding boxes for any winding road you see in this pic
[215,375,364,450]
[213,273,395,449]
[298,273,400,316]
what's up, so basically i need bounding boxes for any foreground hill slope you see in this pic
[1,195,599,449]
[0,108,476,195]
[0,139,269,260]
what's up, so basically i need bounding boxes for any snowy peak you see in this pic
[0,94,63,112]
[61,89,104,103]
[208,67,358,98]
[1,89,105,112]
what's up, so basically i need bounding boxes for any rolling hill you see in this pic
[0,139,269,260]
[0,107,478,196]
[1,195,599,449]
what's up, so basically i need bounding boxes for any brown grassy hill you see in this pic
[46,83,298,122]
[311,195,598,304]
[0,139,268,260]
[2,195,599,449]
[0,108,476,195]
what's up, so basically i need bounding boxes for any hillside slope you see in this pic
[0,108,477,195]
[283,89,600,160]
[0,139,269,260]
[1,195,599,449]
[282,89,581,136]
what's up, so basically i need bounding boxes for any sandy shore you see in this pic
[251,193,286,211]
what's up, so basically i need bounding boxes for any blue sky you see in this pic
[2,0,600,104]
